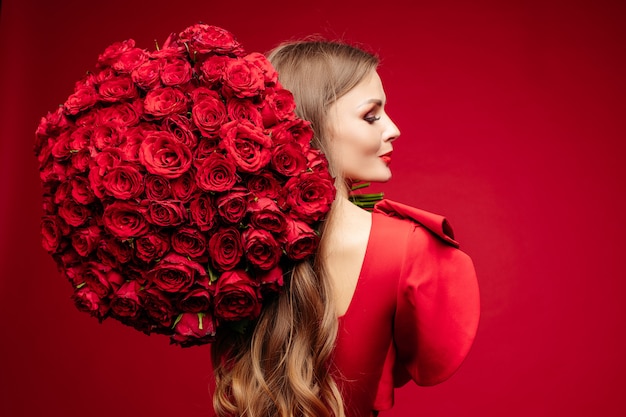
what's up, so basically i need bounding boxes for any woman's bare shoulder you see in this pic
[323,200,372,316]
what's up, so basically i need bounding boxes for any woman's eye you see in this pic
[364,114,381,123]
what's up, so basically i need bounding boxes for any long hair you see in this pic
[211,40,379,417]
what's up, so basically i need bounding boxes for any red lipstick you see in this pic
[379,151,392,165]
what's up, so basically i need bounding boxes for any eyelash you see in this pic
[364,115,381,123]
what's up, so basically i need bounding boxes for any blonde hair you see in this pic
[211,40,379,417]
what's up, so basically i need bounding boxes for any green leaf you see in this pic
[172,313,183,329]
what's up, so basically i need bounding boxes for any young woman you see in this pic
[35,23,476,416]
[211,41,480,417]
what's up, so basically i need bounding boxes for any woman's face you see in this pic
[326,70,400,183]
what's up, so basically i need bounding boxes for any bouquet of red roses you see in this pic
[34,24,335,346]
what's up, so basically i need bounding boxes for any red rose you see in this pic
[222,58,264,98]
[213,270,261,321]
[172,312,217,347]
[191,89,228,137]
[91,148,124,175]
[72,286,109,318]
[139,287,173,326]
[146,200,186,227]
[110,280,142,318]
[189,193,216,231]
[284,171,335,222]
[220,120,271,173]
[227,97,263,127]
[195,153,237,192]
[98,75,138,102]
[249,197,287,235]
[139,131,192,179]
[64,85,98,115]
[208,227,243,271]
[176,288,212,313]
[305,148,331,173]
[163,114,198,150]
[96,102,142,128]
[97,39,136,67]
[92,67,115,84]
[150,33,187,59]
[38,159,65,183]
[171,226,207,258]
[170,169,197,202]
[97,237,134,267]
[178,24,242,55]
[132,59,162,89]
[69,125,91,149]
[35,107,69,145]
[198,55,230,86]
[271,119,314,148]
[53,181,71,204]
[144,174,172,200]
[70,176,96,204]
[216,190,249,224]
[54,249,82,270]
[282,218,319,260]
[246,172,281,199]
[143,87,188,118]
[244,52,278,86]
[258,266,284,295]
[71,149,91,173]
[112,47,149,73]
[161,57,192,86]
[135,231,171,263]
[51,131,73,160]
[261,88,296,127]
[41,215,69,253]
[271,142,307,177]
[144,253,206,293]
[199,55,231,88]
[71,225,102,257]
[58,198,91,227]
[242,228,281,271]
[68,262,124,298]
[102,164,144,199]
[120,124,155,163]
[193,137,220,159]
[103,201,150,239]
[92,125,123,150]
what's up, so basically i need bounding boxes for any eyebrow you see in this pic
[357,98,384,108]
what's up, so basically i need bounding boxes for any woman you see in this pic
[34,24,477,417]
[211,41,480,417]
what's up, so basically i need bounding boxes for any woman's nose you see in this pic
[384,116,400,142]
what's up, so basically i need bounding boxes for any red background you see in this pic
[1,0,625,416]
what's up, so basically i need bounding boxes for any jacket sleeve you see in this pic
[375,200,480,387]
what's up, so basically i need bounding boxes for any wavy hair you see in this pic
[211,40,379,417]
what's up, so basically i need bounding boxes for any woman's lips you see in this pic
[379,151,392,165]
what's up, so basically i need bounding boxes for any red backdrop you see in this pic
[1,0,625,416]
